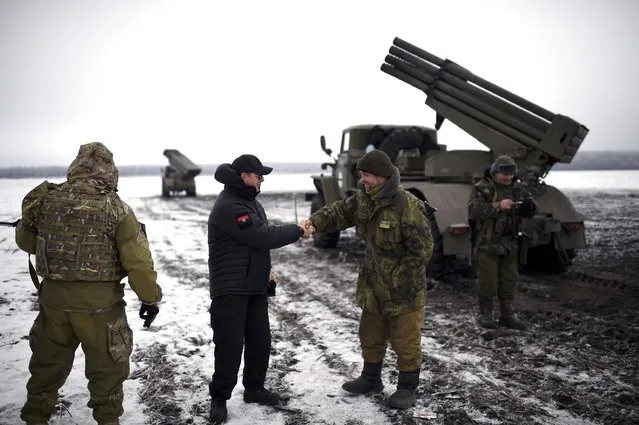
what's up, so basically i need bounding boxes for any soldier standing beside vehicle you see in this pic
[207,154,312,423]
[468,155,537,330]
[303,149,433,410]
[15,142,162,425]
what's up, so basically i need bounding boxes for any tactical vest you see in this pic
[476,179,520,240]
[35,183,126,282]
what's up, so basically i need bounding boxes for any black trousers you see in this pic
[209,294,271,400]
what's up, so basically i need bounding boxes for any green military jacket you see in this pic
[310,169,433,316]
[15,143,162,312]
[468,174,538,257]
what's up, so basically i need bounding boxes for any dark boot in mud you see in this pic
[498,299,527,330]
[342,361,384,394]
[477,297,498,329]
[210,398,227,423]
[387,370,419,409]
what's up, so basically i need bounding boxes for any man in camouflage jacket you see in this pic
[15,142,162,425]
[306,149,433,410]
[468,155,537,330]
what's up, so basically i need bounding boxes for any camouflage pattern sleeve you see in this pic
[468,183,501,222]
[15,181,52,254]
[116,205,162,304]
[401,199,433,271]
[309,194,358,233]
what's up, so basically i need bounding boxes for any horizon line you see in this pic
[2,150,639,169]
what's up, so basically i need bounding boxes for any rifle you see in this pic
[0,219,20,228]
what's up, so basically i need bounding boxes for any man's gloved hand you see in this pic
[267,271,277,297]
[516,198,536,218]
[139,303,159,328]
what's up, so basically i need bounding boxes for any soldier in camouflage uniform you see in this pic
[14,142,163,425]
[305,149,433,409]
[468,155,537,330]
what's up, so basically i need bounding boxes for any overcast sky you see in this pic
[1,0,637,167]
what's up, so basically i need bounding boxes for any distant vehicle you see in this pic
[161,149,202,197]
[307,38,589,274]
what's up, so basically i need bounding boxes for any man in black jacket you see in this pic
[208,154,311,423]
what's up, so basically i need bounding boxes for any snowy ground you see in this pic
[0,189,637,425]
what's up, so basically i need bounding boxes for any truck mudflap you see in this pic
[524,216,586,250]
[528,183,587,251]
[524,218,585,272]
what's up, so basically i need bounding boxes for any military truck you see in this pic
[161,149,202,197]
[309,38,589,274]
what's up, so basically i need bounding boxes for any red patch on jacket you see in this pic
[236,213,253,229]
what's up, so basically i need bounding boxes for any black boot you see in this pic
[342,361,384,394]
[209,398,227,423]
[498,299,527,330]
[387,370,419,409]
[243,386,281,405]
[477,297,498,329]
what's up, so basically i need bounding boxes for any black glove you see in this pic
[516,198,536,218]
[267,280,277,297]
[139,303,159,328]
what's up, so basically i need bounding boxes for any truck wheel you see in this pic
[186,187,196,197]
[525,241,575,273]
[310,194,340,248]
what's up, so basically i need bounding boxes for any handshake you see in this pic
[297,218,316,239]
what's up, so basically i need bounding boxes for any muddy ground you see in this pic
[133,189,638,425]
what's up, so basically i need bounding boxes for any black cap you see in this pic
[231,154,273,175]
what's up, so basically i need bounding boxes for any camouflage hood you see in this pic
[67,142,119,191]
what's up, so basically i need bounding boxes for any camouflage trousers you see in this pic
[359,308,424,371]
[475,250,519,301]
[21,303,132,424]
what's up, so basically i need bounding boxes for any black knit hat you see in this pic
[231,154,273,175]
[356,149,394,178]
